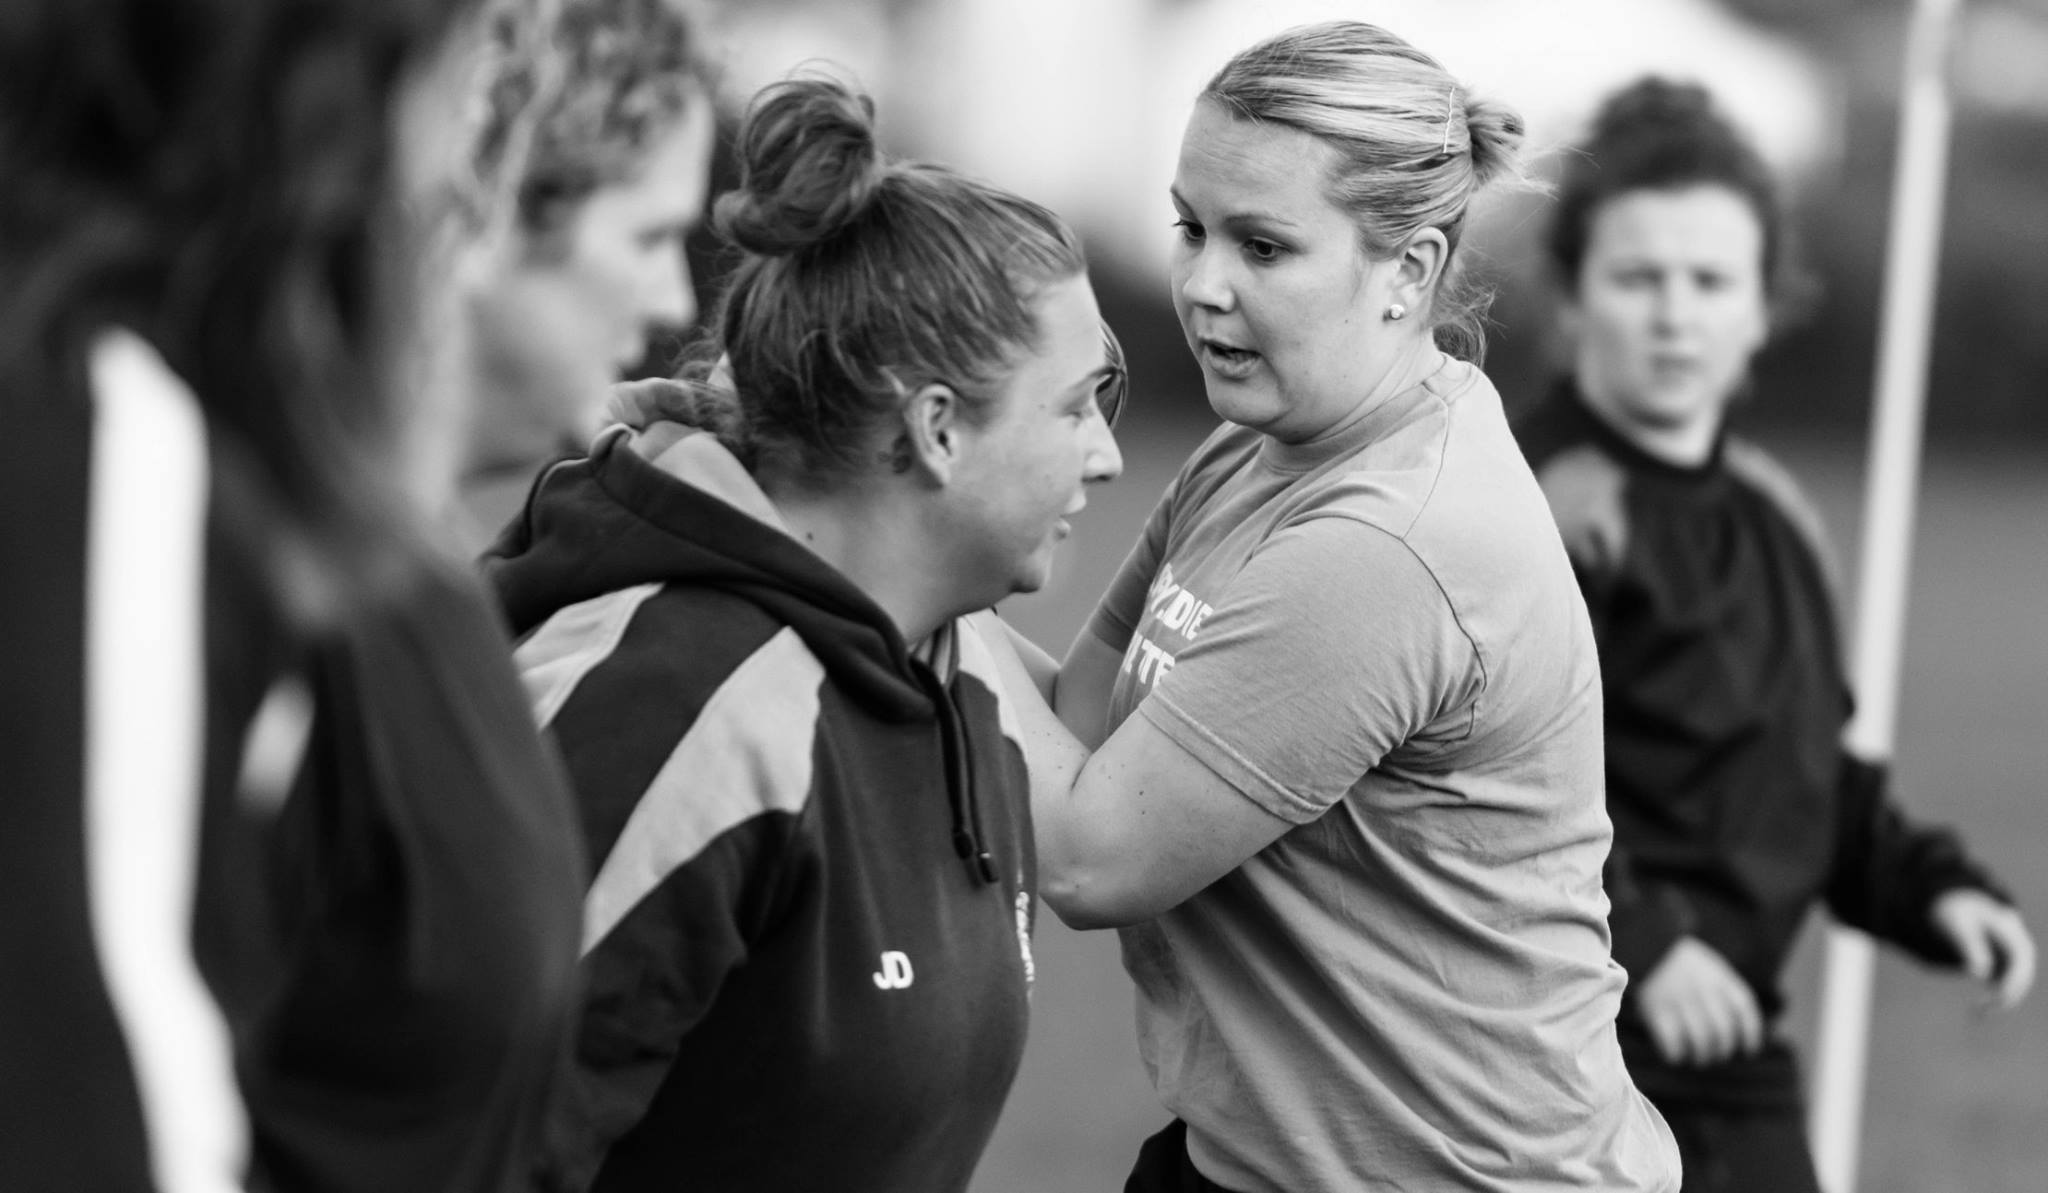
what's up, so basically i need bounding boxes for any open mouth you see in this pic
[1199,338,1260,375]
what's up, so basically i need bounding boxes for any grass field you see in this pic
[973,411,2048,1193]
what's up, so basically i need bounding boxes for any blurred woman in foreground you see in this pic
[0,2,591,1188]
[1516,76,2036,1193]
[486,73,1124,1193]
[982,20,1678,1192]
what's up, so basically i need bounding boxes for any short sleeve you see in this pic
[1084,477,1176,651]
[1136,515,1479,823]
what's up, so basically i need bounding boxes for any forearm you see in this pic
[989,614,1060,703]
[1827,753,2007,962]
[967,616,1116,920]
[967,615,1294,929]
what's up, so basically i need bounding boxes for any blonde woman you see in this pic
[986,21,1680,1192]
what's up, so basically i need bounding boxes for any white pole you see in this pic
[1808,1,1961,1190]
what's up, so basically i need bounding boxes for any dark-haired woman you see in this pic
[1515,76,2035,1193]
[486,73,1124,1193]
[981,20,1677,1193]
[1,3,594,1190]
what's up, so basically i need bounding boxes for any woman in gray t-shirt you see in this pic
[983,20,1679,1192]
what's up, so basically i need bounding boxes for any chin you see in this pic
[1007,566,1051,597]
[1005,544,1060,598]
[1634,391,1722,431]
[1202,378,1282,431]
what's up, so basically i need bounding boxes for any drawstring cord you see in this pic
[922,668,997,887]
[953,715,997,884]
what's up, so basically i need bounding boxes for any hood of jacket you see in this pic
[485,424,935,723]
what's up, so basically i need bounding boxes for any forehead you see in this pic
[1173,99,1347,224]
[603,98,717,214]
[1000,274,1103,395]
[1586,185,1765,268]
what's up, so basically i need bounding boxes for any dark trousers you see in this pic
[1660,1100,1823,1193]
[1124,1120,1242,1193]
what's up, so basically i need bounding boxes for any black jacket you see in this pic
[2,336,583,1193]
[1517,382,2006,1108]
[487,425,1038,1193]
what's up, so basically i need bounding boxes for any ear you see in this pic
[897,382,967,485]
[509,210,575,271]
[1740,288,1773,358]
[1555,286,1585,348]
[1391,227,1450,312]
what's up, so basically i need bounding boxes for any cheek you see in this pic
[571,245,644,326]
[478,276,606,386]
[1168,264,1196,314]
[1584,301,1649,362]
[470,283,548,364]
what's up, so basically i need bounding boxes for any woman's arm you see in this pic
[984,521,1465,930]
[977,625,1292,929]
[987,618,1124,749]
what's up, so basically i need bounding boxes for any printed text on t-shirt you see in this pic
[1121,563,1216,691]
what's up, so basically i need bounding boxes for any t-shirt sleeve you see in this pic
[1084,477,1177,651]
[1136,515,1479,824]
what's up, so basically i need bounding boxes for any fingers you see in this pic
[1727,977,1765,1058]
[1982,906,2037,1009]
[1935,890,2038,1009]
[1684,974,1761,1065]
[1948,904,1996,983]
[605,378,686,431]
[1637,938,1767,1067]
[1645,1002,1688,1067]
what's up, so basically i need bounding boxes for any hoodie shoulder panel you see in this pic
[574,621,826,953]
[519,581,810,877]
[515,582,664,730]
[952,618,1025,756]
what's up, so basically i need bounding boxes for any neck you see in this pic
[1576,381,1724,469]
[1617,420,1719,468]
[763,477,962,644]
[1303,337,1446,445]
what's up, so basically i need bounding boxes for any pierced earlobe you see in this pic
[881,434,915,474]
[1385,303,1407,322]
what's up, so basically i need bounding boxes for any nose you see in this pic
[642,249,696,333]
[1651,275,1696,332]
[1084,408,1124,484]
[1175,243,1233,312]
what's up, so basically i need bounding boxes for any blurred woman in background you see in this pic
[1516,76,2036,1193]
[982,20,1678,1192]
[0,1,619,1188]
[486,73,1124,1193]
[456,0,717,550]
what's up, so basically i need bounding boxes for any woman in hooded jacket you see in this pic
[485,73,1125,1193]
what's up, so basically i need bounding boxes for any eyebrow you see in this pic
[1167,186,1302,231]
[1065,365,1119,400]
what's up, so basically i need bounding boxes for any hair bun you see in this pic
[1461,93,1525,190]
[714,74,886,256]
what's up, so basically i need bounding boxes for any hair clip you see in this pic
[1440,85,1457,156]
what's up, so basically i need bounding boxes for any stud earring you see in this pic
[1385,303,1407,322]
